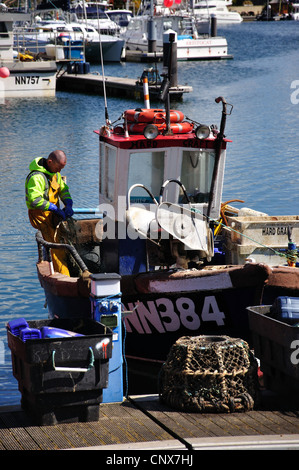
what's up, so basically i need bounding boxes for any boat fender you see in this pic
[0,67,10,78]
[128,121,193,134]
[124,108,184,124]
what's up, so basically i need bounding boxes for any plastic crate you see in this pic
[7,318,112,424]
[224,215,299,265]
[64,40,83,59]
[247,305,299,395]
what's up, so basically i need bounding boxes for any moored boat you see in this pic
[120,7,231,60]
[193,0,243,24]
[0,11,57,98]
[15,18,125,63]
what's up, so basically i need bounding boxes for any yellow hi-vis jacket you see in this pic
[25,157,72,211]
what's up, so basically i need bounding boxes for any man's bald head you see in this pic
[47,150,67,173]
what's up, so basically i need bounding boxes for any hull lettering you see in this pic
[124,295,225,334]
[15,76,40,85]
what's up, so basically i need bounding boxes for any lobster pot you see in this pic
[159,335,259,413]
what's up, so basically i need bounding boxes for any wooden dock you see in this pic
[56,71,192,101]
[1,392,299,451]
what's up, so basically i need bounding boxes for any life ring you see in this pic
[128,121,193,134]
[125,108,185,124]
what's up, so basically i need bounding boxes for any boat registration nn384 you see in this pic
[124,295,225,334]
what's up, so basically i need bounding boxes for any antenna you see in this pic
[95,0,110,127]
[160,31,176,134]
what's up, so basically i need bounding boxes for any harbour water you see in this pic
[0,20,299,405]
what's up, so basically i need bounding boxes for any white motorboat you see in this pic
[15,20,125,63]
[106,9,133,33]
[291,3,299,19]
[121,12,231,60]
[70,1,120,35]
[0,11,56,98]
[193,0,243,23]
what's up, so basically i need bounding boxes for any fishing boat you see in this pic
[32,33,299,392]
[0,11,57,98]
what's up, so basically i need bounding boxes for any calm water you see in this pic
[0,20,299,405]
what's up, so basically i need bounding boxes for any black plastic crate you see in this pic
[7,318,112,424]
[247,305,299,395]
[21,389,103,425]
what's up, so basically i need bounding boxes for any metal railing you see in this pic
[12,28,86,62]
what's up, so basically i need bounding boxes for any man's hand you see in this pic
[64,199,74,218]
[48,202,66,220]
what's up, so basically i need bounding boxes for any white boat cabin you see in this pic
[96,112,230,271]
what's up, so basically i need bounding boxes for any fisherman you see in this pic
[25,150,74,276]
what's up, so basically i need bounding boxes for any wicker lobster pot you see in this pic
[159,335,259,413]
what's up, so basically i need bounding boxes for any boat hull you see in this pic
[85,37,125,62]
[0,61,57,98]
[37,259,299,348]
[37,261,271,349]
[37,260,299,391]
[126,36,230,60]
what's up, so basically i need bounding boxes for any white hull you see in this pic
[126,36,228,60]
[122,13,230,60]
[86,37,125,62]
[0,61,56,98]
[195,13,243,23]
[193,0,243,23]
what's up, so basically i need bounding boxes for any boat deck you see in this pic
[1,392,299,450]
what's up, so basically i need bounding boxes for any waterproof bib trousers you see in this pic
[28,175,70,276]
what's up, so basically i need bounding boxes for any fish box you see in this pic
[224,215,299,265]
[7,318,112,425]
[247,304,299,395]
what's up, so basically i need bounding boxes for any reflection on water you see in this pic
[0,21,299,404]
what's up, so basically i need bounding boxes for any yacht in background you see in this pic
[121,11,231,60]
[15,18,124,62]
[193,0,243,23]
[70,2,120,35]
[106,9,133,33]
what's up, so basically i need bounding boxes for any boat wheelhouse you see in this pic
[96,108,227,274]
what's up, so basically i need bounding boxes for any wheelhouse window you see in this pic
[128,151,165,202]
[0,22,9,38]
[100,143,116,201]
[180,150,215,203]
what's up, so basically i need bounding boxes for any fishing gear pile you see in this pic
[159,335,259,413]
